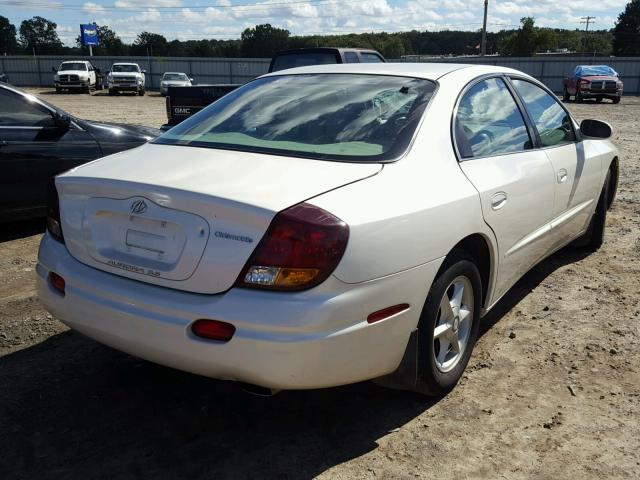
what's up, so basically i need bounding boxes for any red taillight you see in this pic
[46,179,64,243]
[367,304,410,324]
[236,203,349,291]
[49,272,66,296]
[191,319,236,342]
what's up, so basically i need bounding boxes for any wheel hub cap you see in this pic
[432,276,474,373]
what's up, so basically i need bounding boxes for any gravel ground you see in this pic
[1,90,639,479]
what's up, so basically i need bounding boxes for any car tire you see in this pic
[138,89,145,96]
[572,171,610,251]
[596,97,603,103]
[55,87,61,94]
[576,90,583,103]
[563,88,570,102]
[613,97,621,104]
[108,89,116,96]
[414,251,482,396]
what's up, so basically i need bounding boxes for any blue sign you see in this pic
[80,24,99,46]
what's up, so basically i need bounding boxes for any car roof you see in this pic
[275,47,382,54]
[163,72,187,75]
[112,62,139,66]
[261,62,523,81]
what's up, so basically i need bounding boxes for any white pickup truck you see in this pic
[107,63,146,96]
[53,60,103,93]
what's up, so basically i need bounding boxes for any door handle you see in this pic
[491,192,508,210]
[557,169,568,184]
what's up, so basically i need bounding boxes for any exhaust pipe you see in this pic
[239,382,280,397]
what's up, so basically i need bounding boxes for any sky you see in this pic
[2,0,629,46]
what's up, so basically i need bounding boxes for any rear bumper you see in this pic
[37,233,440,389]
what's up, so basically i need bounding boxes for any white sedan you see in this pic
[37,64,618,395]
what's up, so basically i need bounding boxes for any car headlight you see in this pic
[54,74,59,80]
[107,74,113,81]
[617,81,623,88]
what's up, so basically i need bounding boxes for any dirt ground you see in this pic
[1,90,639,479]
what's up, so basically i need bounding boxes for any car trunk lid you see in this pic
[57,143,381,294]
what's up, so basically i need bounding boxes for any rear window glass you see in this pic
[155,74,436,162]
[361,53,385,63]
[270,52,340,72]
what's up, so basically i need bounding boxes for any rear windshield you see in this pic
[154,74,436,162]
[163,73,188,81]
[271,52,340,72]
[112,64,139,73]
[60,62,87,71]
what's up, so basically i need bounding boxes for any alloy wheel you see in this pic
[433,275,474,373]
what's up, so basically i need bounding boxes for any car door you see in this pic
[510,78,601,245]
[455,76,556,300]
[0,87,101,220]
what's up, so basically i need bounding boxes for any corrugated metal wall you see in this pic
[1,55,639,93]
[0,55,271,88]
[400,56,640,94]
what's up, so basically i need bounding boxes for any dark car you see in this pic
[0,83,161,222]
[162,47,386,130]
[563,65,623,104]
[0,73,9,84]
[268,47,385,72]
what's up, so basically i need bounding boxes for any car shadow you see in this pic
[0,245,591,479]
[0,218,45,243]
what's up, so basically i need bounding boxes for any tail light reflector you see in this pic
[236,203,349,291]
[191,319,236,342]
[367,304,410,324]
[49,272,66,296]
[46,179,64,243]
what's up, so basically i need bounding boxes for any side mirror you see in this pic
[189,77,194,83]
[580,119,612,139]
[141,69,147,74]
[53,112,71,131]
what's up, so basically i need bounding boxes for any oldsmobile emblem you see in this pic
[130,199,148,214]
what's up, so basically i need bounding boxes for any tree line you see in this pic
[1,1,639,58]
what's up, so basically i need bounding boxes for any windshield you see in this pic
[60,62,87,71]
[112,64,139,73]
[575,65,617,77]
[154,74,436,162]
[271,52,340,72]
[163,73,188,81]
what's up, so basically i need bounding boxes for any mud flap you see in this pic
[373,329,419,391]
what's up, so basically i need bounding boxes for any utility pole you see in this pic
[481,0,488,56]
[580,16,595,54]
[580,16,596,33]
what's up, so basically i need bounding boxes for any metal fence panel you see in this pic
[1,55,639,93]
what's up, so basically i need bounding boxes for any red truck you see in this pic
[563,65,623,104]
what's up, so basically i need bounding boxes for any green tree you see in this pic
[613,0,640,55]
[19,16,63,54]
[0,15,17,54]
[498,17,538,56]
[241,24,290,57]
[131,31,169,56]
